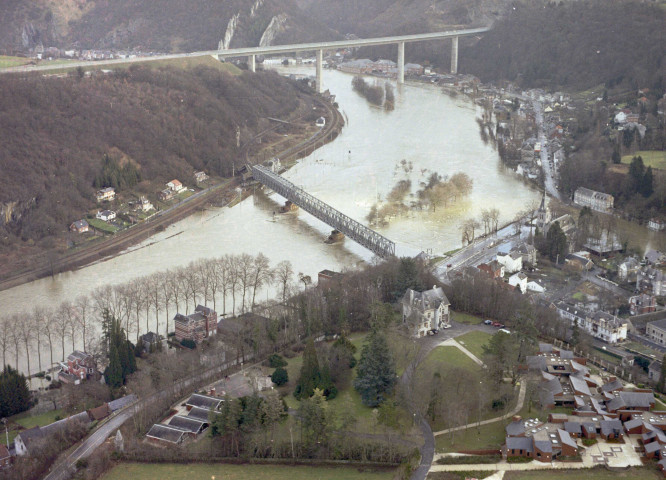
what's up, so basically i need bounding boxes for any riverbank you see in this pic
[0,93,344,293]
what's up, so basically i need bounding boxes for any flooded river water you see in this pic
[3,67,545,374]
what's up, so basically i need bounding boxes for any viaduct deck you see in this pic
[252,165,395,258]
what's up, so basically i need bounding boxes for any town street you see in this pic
[533,100,561,201]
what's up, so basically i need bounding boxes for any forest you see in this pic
[0,65,308,245]
[461,1,666,90]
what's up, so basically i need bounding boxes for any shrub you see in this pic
[582,438,597,446]
[437,455,501,465]
[507,456,533,463]
[269,354,287,368]
[271,367,289,386]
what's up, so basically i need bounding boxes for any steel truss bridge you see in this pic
[252,165,395,258]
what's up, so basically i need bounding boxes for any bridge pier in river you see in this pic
[450,36,459,74]
[397,42,405,84]
[316,49,323,93]
[249,54,256,72]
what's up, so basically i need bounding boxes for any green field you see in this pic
[102,463,396,480]
[13,409,65,429]
[452,312,485,325]
[622,150,666,170]
[0,55,31,68]
[424,346,480,372]
[504,467,662,480]
[454,331,492,359]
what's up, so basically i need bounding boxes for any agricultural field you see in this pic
[504,466,662,480]
[101,463,396,480]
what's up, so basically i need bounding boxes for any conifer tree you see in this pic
[354,330,396,407]
[294,339,321,400]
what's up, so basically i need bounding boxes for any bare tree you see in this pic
[194,260,212,308]
[228,255,241,315]
[481,209,491,235]
[146,273,164,336]
[43,311,56,370]
[489,208,500,233]
[32,307,48,373]
[275,260,294,303]
[129,279,146,343]
[181,266,199,314]
[160,271,174,335]
[17,316,33,380]
[54,304,71,361]
[9,318,21,370]
[0,315,11,367]
[237,253,255,313]
[75,295,93,352]
[250,253,273,309]
[216,256,232,315]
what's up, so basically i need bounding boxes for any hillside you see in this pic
[0,0,339,54]
[0,63,313,246]
[460,1,666,90]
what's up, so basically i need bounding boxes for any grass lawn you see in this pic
[12,409,64,429]
[622,150,666,170]
[435,418,506,452]
[0,55,31,68]
[88,218,119,234]
[101,463,396,480]
[428,473,495,480]
[452,312,485,325]
[504,467,662,480]
[424,346,480,372]
[454,331,492,359]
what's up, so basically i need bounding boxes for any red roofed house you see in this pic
[167,179,184,192]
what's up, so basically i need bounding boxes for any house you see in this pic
[629,293,657,315]
[401,286,451,337]
[69,219,89,233]
[337,58,374,74]
[96,187,115,202]
[404,63,424,75]
[637,267,665,296]
[649,360,662,384]
[58,351,97,384]
[0,444,10,468]
[646,319,666,346]
[140,331,164,352]
[478,260,505,279]
[526,281,545,293]
[168,415,207,435]
[174,305,217,344]
[514,243,538,267]
[96,210,116,222]
[648,219,666,232]
[599,419,623,440]
[166,179,184,192]
[564,252,593,271]
[193,171,208,184]
[606,391,655,413]
[497,251,523,274]
[137,196,154,212]
[15,412,91,456]
[159,189,174,201]
[557,429,578,457]
[618,257,640,282]
[551,303,626,343]
[509,272,528,294]
[573,187,614,213]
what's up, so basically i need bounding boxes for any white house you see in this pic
[497,251,523,274]
[552,302,627,344]
[401,286,450,337]
[618,257,640,282]
[526,281,545,293]
[509,272,528,294]
[166,179,184,192]
[96,210,116,221]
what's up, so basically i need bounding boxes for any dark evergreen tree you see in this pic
[104,343,123,389]
[353,330,396,407]
[0,366,31,417]
[641,166,654,197]
[271,367,288,386]
[102,311,137,389]
[294,339,321,400]
[393,257,424,300]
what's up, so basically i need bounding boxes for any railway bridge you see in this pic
[252,165,395,258]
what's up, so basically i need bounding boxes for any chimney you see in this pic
[512,415,522,423]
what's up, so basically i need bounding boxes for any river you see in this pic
[2,67,542,375]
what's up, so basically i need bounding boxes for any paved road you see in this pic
[44,407,135,480]
[533,100,560,201]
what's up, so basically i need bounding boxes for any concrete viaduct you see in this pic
[216,27,490,92]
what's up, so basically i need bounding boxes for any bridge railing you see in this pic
[252,165,395,258]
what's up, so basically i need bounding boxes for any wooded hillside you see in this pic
[0,65,307,243]
[461,1,666,90]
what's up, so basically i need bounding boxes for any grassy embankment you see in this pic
[101,463,395,480]
[621,150,666,170]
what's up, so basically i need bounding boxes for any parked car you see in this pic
[491,321,502,327]
[442,324,452,329]
[484,320,493,325]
